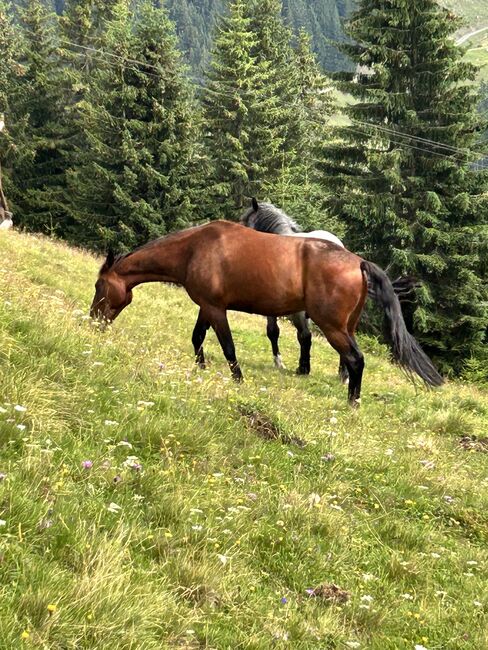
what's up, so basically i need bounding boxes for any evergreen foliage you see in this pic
[0,1,23,211]
[7,0,66,233]
[319,0,488,371]
[201,0,265,217]
[67,0,202,251]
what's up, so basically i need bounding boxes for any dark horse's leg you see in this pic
[327,330,364,407]
[338,298,364,385]
[266,317,285,369]
[192,309,211,369]
[205,307,243,382]
[290,312,312,375]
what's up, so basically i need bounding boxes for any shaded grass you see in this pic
[0,230,487,649]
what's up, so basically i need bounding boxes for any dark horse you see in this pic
[241,198,418,380]
[90,221,443,406]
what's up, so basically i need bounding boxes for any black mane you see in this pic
[240,200,302,234]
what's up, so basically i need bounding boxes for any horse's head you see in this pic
[90,251,133,324]
[239,198,260,228]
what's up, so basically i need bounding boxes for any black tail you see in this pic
[361,261,443,387]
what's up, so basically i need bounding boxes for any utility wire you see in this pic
[7,32,488,166]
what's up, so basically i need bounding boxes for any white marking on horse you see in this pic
[274,354,286,370]
[288,230,344,248]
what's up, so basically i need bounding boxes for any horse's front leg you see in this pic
[290,311,312,375]
[192,309,210,369]
[266,316,285,369]
[206,307,243,382]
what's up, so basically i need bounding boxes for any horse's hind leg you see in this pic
[329,331,364,407]
[192,309,210,369]
[338,296,364,385]
[338,360,349,385]
[314,321,364,407]
[267,317,285,369]
[205,307,243,382]
[291,311,312,375]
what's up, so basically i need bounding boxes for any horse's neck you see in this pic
[115,235,190,287]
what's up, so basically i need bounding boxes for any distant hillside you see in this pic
[165,0,357,74]
[7,1,488,74]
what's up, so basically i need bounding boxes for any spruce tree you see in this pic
[202,0,266,217]
[8,0,66,234]
[319,0,488,372]
[246,0,299,179]
[0,1,23,218]
[68,0,201,251]
[265,28,337,232]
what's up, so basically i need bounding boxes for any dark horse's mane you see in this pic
[241,200,302,235]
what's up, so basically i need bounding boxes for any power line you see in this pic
[8,32,488,167]
[353,118,487,160]
[338,124,488,169]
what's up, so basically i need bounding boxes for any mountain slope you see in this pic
[0,229,487,648]
[7,1,488,74]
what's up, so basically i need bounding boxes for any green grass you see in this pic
[464,32,488,81]
[442,1,488,26]
[0,230,487,649]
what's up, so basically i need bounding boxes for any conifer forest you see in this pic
[1,0,487,377]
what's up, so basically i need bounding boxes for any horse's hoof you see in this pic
[296,366,310,376]
[232,374,244,383]
[198,362,206,370]
[349,398,361,409]
[274,355,286,370]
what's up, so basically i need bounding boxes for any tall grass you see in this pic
[0,230,487,649]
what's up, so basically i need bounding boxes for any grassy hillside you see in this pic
[443,1,488,26]
[0,230,487,649]
[463,30,488,81]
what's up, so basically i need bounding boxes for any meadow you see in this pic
[0,229,487,649]
[464,31,488,81]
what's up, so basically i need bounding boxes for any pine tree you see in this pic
[202,0,268,217]
[246,0,299,178]
[0,1,23,218]
[8,0,66,234]
[319,0,488,372]
[264,28,338,233]
[68,0,201,251]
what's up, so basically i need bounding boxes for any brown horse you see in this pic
[90,221,443,406]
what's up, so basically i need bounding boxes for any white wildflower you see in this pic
[14,405,27,412]
[107,502,122,513]
[360,595,373,603]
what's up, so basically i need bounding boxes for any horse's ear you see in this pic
[252,197,259,212]
[101,249,115,273]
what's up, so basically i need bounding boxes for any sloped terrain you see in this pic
[0,230,487,649]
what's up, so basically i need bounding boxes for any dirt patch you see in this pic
[306,583,351,603]
[460,435,488,453]
[239,408,306,447]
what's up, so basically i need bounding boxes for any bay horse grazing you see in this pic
[240,198,345,375]
[90,221,443,406]
[240,199,419,380]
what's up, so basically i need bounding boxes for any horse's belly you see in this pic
[228,295,305,317]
